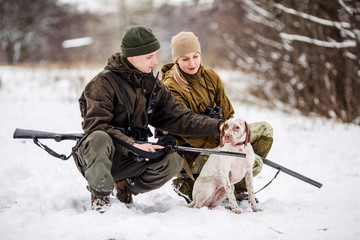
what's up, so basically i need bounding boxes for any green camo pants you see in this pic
[73,131,183,198]
[173,121,274,199]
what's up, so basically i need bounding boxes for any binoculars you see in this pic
[202,106,223,119]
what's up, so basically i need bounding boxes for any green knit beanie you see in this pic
[121,26,160,57]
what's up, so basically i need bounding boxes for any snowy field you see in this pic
[0,65,359,240]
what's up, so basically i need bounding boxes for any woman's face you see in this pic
[177,52,201,75]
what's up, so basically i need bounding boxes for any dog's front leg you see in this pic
[223,178,242,214]
[245,170,262,212]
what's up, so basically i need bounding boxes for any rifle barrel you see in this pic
[261,158,322,188]
[173,145,246,158]
[174,145,322,188]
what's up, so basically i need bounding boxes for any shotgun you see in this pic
[13,128,323,188]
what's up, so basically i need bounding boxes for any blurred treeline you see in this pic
[0,0,359,124]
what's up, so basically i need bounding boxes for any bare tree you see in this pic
[1,0,358,124]
[0,0,90,63]
[209,0,360,123]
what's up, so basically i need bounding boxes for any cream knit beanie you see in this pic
[171,32,201,62]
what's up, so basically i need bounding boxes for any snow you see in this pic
[62,37,94,49]
[58,0,214,13]
[1,65,360,240]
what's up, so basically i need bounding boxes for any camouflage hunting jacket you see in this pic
[161,63,234,148]
[79,53,222,155]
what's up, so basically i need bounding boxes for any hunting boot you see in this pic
[115,179,133,204]
[91,194,110,213]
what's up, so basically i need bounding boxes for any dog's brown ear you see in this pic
[219,122,225,147]
[245,121,251,146]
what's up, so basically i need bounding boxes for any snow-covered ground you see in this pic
[0,66,359,240]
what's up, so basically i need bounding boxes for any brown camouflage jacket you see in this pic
[79,53,222,155]
[161,63,234,148]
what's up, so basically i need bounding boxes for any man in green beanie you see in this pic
[73,25,224,212]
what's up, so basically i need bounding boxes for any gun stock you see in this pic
[13,128,84,142]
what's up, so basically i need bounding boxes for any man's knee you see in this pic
[74,131,115,198]
[86,131,113,150]
[80,131,114,160]
[127,152,183,194]
[162,152,183,176]
[173,153,184,173]
[150,152,183,182]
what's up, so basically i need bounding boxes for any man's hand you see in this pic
[132,143,164,161]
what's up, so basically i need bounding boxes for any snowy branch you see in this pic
[274,3,351,29]
[243,0,273,19]
[280,33,357,48]
[274,2,359,40]
[242,0,282,31]
[337,0,354,15]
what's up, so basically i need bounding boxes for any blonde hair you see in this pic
[170,32,202,91]
[171,63,190,91]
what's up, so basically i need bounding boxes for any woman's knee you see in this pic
[253,155,263,177]
[249,121,273,139]
[262,121,273,138]
[249,122,274,157]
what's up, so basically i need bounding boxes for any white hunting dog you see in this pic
[188,118,261,214]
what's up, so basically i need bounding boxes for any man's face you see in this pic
[127,51,159,73]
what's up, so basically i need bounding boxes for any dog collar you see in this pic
[236,141,245,146]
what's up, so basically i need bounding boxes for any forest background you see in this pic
[0,0,359,124]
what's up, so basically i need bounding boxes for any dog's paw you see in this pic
[225,206,242,214]
[252,207,262,212]
[232,208,242,214]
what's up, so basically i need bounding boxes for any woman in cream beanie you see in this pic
[162,31,235,202]
[171,32,201,62]
[159,31,274,204]
[166,31,203,89]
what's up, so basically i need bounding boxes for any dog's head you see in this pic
[220,118,251,147]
